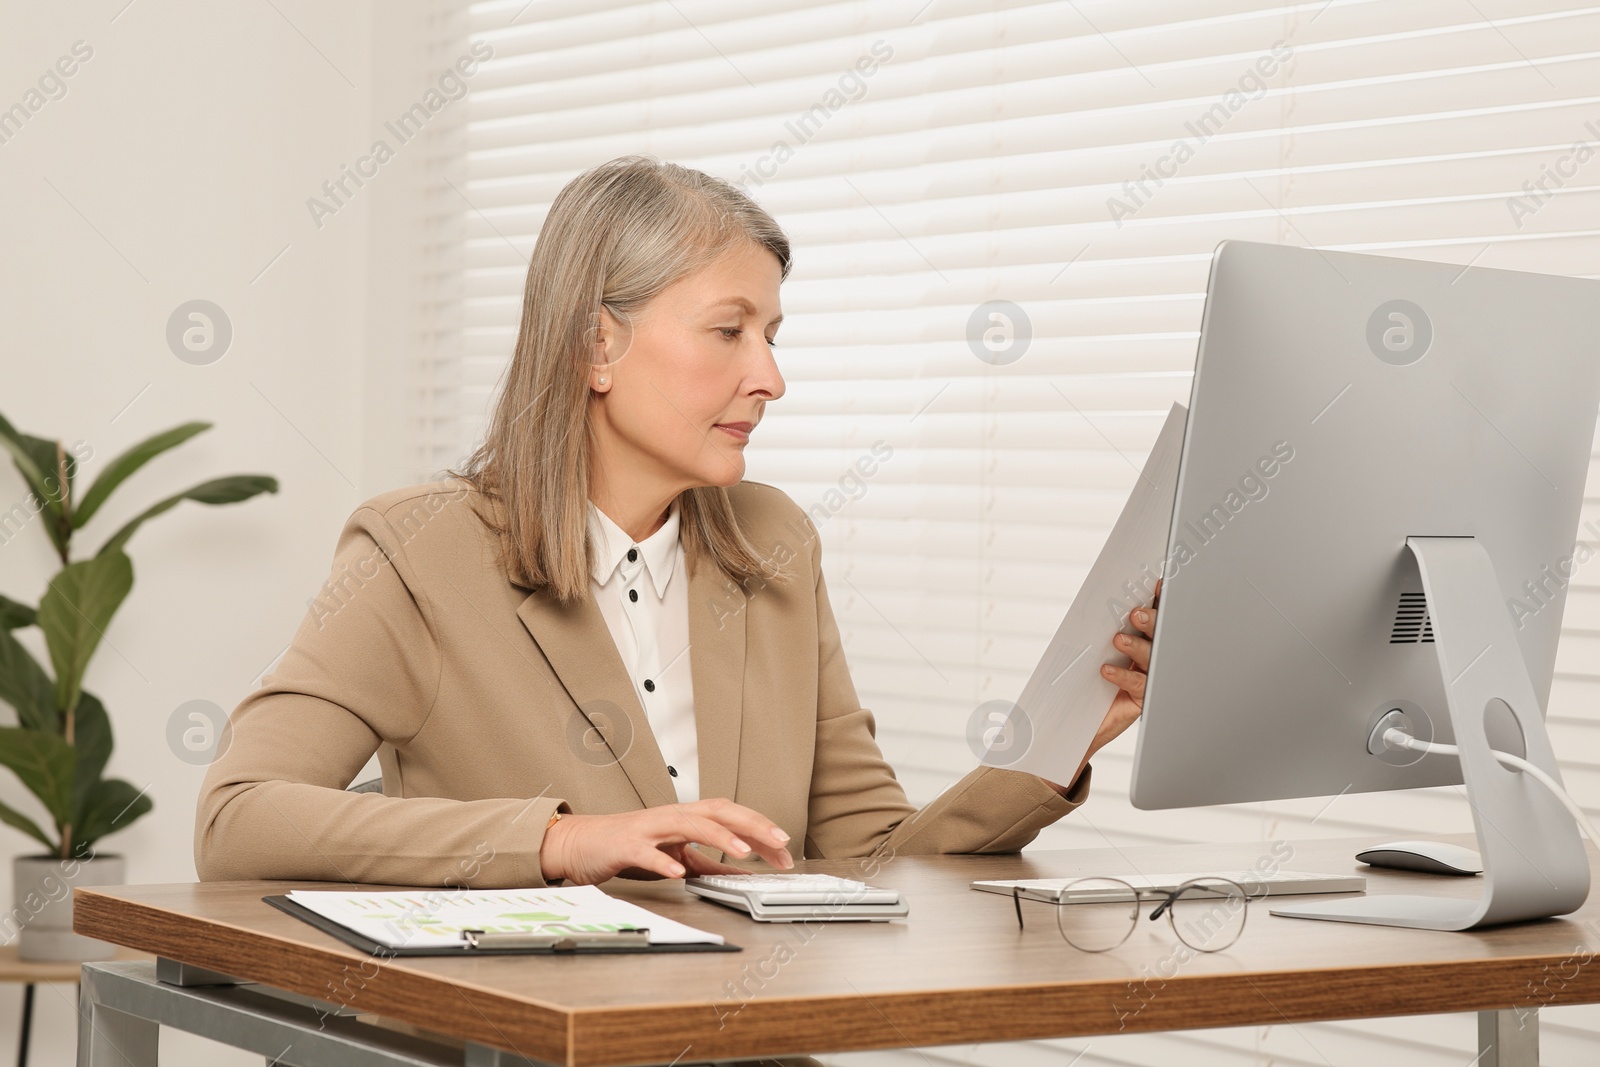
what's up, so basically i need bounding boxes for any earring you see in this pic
[598,376,607,385]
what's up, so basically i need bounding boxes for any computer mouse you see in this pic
[1355,840,1483,876]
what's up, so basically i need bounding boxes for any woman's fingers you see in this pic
[661,810,760,861]
[616,843,748,882]
[1112,631,1152,670]
[684,798,795,869]
[699,797,791,847]
[1101,663,1148,702]
[553,801,796,885]
[1130,604,1157,637]
[650,804,793,869]
[1100,592,1158,689]
[628,843,688,880]
[676,844,752,877]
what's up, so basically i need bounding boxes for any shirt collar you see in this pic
[586,500,681,598]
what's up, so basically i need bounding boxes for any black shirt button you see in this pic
[643,679,655,692]
[628,589,638,603]
[668,765,678,777]
[627,548,638,563]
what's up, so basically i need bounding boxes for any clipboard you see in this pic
[264,895,741,956]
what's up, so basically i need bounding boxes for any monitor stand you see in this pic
[1272,536,1591,930]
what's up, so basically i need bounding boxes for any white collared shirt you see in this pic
[586,501,698,804]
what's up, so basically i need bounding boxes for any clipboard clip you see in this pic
[460,927,650,951]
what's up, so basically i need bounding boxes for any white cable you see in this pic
[1382,726,1600,847]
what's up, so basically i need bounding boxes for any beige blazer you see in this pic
[194,480,1090,888]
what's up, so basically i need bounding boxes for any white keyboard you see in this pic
[686,874,909,922]
[972,869,1366,900]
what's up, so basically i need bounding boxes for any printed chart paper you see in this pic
[284,885,723,949]
[979,402,1186,782]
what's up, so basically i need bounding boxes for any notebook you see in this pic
[266,884,739,956]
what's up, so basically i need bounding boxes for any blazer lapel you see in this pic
[688,559,747,804]
[514,591,679,810]
[512,553,749,812]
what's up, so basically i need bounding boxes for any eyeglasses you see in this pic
[1011,876,1249,953]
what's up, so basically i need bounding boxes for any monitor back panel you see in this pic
[1132,240,1600,809]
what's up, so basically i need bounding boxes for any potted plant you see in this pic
[0,412,277,960]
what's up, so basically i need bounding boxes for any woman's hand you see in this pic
[1042,579,1162,795]
[539,797,795,885]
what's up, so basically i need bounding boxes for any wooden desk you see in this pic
[71,836,1600,1066]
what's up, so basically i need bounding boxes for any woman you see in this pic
[194,156,1159,890]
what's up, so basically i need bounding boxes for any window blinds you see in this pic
[423,2,1600,1060]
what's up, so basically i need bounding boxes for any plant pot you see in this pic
[12,852,126,962]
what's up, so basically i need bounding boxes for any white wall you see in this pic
[0,2,434,1062]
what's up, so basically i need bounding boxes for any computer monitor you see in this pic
[1130,240,1600,930]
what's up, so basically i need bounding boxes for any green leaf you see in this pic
[0,628,58,732]
[71,691,113,810]
[19,433,75,511]
[0,727,76,830]
[37,551,134,717]
[72,777,151,850]
[73,421,212,530]
[0,412,52,503]
[97,474,279,557]
[0,595,36,630]
[0,796,55,852]
[0,414,67,558]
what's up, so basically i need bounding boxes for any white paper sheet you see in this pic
[978,402,1186,782]
[284,885,723,949]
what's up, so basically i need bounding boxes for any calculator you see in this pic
[685,874,910,922]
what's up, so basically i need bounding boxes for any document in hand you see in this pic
[976,401,1186,783]
[276,884,725,951]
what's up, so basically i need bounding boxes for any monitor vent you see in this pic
[1389,592,1435,644]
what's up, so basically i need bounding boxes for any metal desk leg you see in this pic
[1479,1008,1538,1067]
[77,971,159,1067]
[78,961,474,1067]
[462,1043,557,1066]
[17,983,34,1067]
